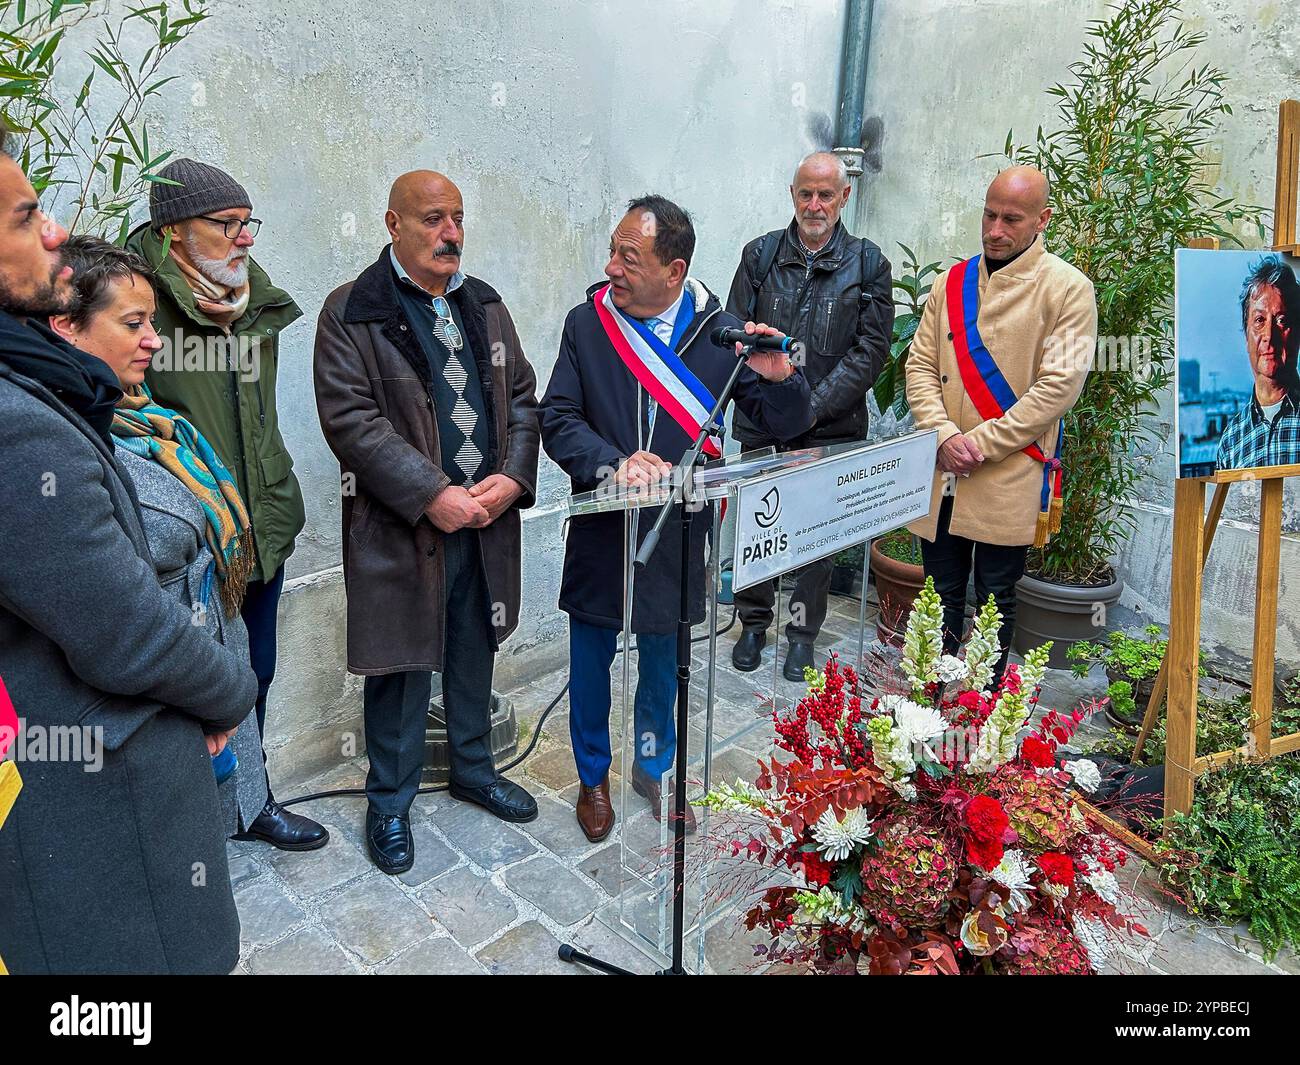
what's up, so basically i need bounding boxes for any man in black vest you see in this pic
[725,151,894,680]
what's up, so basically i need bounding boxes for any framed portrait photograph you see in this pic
[1175,248,1300,477]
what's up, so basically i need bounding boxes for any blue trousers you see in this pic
[568,620,677,787]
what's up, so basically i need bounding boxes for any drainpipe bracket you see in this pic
[832,146,865,181]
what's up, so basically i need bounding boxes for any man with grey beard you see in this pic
[125,158,327,853]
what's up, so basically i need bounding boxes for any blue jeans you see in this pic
[567,619,676,787]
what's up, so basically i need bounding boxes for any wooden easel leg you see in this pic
[1250,479,1283,760]
[1164,479,1205,820]
[1131,482,1229,763]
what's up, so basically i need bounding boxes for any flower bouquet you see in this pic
[702,578,1147,974]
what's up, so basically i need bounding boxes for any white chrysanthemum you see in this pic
[892,699,947,748]
[811,805,875,862]
[988,849,1034,912]
[937,654,969,684]
[1081,863,1120,905]
[875,693,907,715]
[1064,758,1102,794]
[1041,881,1070,901]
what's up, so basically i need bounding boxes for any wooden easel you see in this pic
[1127,99,1300,823]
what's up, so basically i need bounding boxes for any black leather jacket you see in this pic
[726,220,893,445]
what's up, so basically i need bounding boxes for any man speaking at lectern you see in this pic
[540,195,813,843]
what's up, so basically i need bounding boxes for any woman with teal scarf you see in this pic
[48,235,268,835]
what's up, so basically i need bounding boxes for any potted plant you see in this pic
[830,543,865,597]
[1002,0,1265,667]
[1067,624,1173,731]
[869,528,924,645]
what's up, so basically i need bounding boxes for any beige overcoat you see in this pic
[906,235,1097,546]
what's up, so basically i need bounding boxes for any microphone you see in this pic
[709,326,797,353]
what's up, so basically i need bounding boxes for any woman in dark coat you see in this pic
[49,237,268,836]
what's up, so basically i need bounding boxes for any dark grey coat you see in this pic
[0,360,258,975]
[113,443,266,834]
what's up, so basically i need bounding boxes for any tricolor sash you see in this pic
[593,283,722,457]
[946,254,1064,547]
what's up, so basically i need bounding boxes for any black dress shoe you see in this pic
[732,630,766,672]
[365,810,414,874]
[783,641,816,682]
[448,776,539,823]
[231,797,329,852]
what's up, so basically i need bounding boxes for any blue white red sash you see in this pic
[946,254,1064,546]
[592,283,722,457]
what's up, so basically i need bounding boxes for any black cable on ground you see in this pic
[278,603,738,809]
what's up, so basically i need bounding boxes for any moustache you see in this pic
[435,243,462,257]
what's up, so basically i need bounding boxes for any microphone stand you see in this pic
[559,342,756,976]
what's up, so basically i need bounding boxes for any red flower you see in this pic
[1037,852,1075,886]
[800,850,834,888]
[963,794,1010,870]
[1019,736,1055,769]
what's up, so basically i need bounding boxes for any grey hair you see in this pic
[792,150,849,189]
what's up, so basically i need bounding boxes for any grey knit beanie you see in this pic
[149,158,252,229]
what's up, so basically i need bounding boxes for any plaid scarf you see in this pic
[112,386,254,616]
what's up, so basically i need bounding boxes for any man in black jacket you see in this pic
[725,151,894,681]
[540,195,811,843]
[0,134,258,973]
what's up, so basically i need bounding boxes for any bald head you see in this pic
[388,170,458,214]
[385,170,465,296]
[982,165,1052,262]
[988,165,1050,212]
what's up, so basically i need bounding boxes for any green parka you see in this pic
[127,222,306,583]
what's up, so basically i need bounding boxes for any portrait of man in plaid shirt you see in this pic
[1215,254,1300,471]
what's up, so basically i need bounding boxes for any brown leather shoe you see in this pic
[631,766,697,835]
[575,776,615,842]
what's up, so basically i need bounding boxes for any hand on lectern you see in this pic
[616,451,672,487]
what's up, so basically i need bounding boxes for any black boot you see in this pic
[731,631,766,672]
[232,797,329,852]
[783,641,816,682]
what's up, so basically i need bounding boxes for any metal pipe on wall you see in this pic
[833,0,875,226]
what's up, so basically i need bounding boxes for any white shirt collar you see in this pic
[389,245,464,297]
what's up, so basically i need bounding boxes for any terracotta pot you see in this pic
[870,541,926,646]
[1012,570,1123,670]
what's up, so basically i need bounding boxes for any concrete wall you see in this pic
[853,0,1300,673]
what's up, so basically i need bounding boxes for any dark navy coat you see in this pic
[540,279,812,633]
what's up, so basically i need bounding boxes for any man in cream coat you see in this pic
[905,166,1096,683]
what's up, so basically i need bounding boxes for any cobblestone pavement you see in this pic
[231,594,1295,976]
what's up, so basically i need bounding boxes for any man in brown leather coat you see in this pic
[314,171,540,875]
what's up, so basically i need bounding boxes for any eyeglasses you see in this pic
[197,215,262,240]
[431,296,463,351]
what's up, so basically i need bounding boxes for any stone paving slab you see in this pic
[475,921,576,976]
[247,925,359,975]
[501,854,600,926]
[262,821,372,899]
[235,875,307,950]
[417,866,518,949]
[396,820,461,888]
[428,799,539,870]
[376,935,487,975]
[316,874,437,965]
